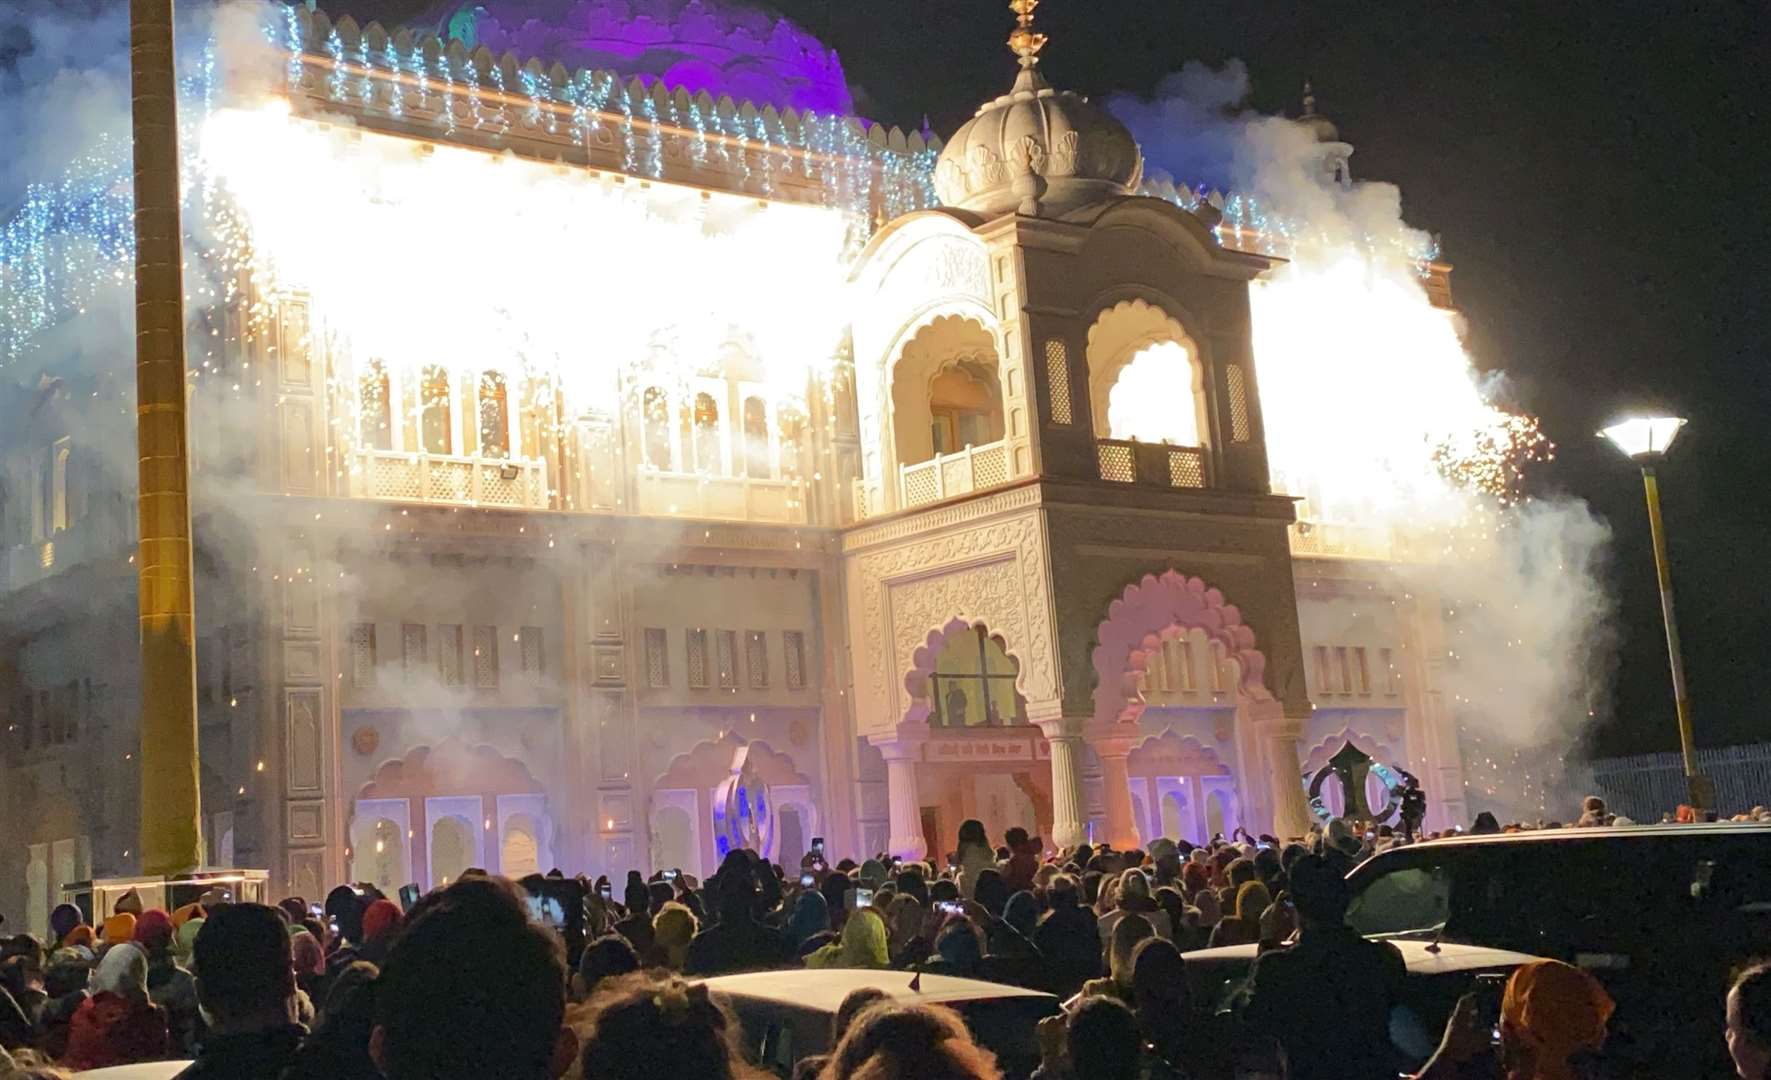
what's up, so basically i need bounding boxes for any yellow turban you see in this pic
[101,912,137,944]
[1502,959,1615,1080]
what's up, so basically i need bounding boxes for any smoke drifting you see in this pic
[1113,65,1618,821]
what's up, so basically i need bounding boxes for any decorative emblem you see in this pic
[351,726,380,757]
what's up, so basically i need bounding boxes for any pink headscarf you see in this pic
[291,931,326,977]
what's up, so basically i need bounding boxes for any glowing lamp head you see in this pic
[1600,416,1686,461]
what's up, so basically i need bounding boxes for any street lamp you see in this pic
[1600,415,1710,812]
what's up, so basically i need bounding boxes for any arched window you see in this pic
[420,366,453,455]
[693,392,722,473]
[927,364,1000,456]
[430,816,472,888]
[930,625,1025,728]
[500,813,540,878]
[478,371,509,458]
[1106,340,1200,446]
[360,359,392,451]
[641,387,671,469]
[742,396,770,478]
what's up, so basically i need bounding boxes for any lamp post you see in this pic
[1600,416,1711,813]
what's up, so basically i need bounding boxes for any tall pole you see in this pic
[1640,464,1703,810]
[131,0,204,874]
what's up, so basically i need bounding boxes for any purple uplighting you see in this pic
[425,0,853,114]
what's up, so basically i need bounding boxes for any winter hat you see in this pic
[132,909,174,950]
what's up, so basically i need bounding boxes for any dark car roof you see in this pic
[1381,821,1771,853]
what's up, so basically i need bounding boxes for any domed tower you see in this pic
[934,0,1143,218]
[843,1,1319,857]
[1299,81,1354,189]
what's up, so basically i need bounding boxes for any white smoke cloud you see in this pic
[1113,65,1618,820]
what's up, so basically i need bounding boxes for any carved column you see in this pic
[1260,713,1313,840]
[1091,730,1140,849]
[1040,723,1090,852]
[877,737,926,862]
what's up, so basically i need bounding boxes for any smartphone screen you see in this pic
[936,900,965,917]
[851,887,874,910]
[663,869,679,882]
[800,872,816,888]
[598,884,612,900]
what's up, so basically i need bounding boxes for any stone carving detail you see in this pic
[1010,135,1046,175]
[853,512,1055,733]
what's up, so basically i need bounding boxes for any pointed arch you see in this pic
[1093,569,1272,728]
[903,616,1029,729]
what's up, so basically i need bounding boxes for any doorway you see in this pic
[920,806,943,866]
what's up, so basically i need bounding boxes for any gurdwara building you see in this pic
[0,0,1468,932]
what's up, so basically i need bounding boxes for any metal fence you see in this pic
[1563,743,1771,821]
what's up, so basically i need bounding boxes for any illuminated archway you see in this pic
[889,314,1002,471]
[1085,299,1208,448]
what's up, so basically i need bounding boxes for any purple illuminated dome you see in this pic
[421,0,853,114]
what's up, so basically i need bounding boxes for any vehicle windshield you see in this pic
[1346,855,1453,939]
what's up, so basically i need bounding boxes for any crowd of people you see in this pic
[0,808,1768,1079]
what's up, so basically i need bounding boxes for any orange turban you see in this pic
[1502,959,1615,1080]
[101,912,137,944]
[170,903,204,930]
[63,925,97,951]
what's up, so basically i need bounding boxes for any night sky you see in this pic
[198,1,1771,754]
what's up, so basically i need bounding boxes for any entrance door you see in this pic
[920,806,943,866]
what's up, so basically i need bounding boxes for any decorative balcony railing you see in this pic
[1095,439,1208,490]
[1288,519,1400,561]
[899,440,1010,510]
[0,502,135,594]
[634,470,808,524]
[353,450,549,510]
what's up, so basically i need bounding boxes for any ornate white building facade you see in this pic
[0,0,1467,929]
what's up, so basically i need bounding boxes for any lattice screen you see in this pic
[717,630,738,689]
[973,445,1008,489]
[519,626,545,679]
[686,629,710,689]
[644,628,669,688]
[1226,364,1252,443]
[437,624,464,686]
[1166,447,1206,488]
[350,623,376,686]
[1044,339,1073,424]
[473,625,499,687]
[401,623,427,680]
[784,630,806,690]
[1097,442,1136,483]
[746,630,769,688]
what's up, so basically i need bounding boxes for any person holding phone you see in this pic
[1414,961,1614,1080]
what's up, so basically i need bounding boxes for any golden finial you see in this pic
[1008,0,1046,69]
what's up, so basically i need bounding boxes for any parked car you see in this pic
[1344,822,1771,1077]
[1179,939,1541,1078]
[698,968,1058,1078]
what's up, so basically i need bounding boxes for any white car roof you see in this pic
[1183,938,1545,975]
[74,1064,193,1080]
[698,969,1056,1013]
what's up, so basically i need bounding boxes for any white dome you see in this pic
[934,64,1144,219]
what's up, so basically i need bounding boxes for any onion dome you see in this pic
[420,0,851,114]
[934,0,1144,218]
